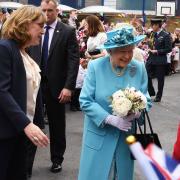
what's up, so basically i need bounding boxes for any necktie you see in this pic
[153,32,157,49]
[41,25,51,76]
[154,32,158,39]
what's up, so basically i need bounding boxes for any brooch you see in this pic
[129,65,137,77]
[158,36,163,40]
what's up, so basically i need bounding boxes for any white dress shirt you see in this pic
[20,52,41,122]
[87,32,107,52]
[42,19,58,55]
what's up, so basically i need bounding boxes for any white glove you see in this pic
[105,115,132,132]
[124,112,141,121]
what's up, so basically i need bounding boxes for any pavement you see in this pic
[32,72,180,180]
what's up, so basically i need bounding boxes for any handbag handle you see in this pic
[135,116,144,135]
[135,109,154,135]
[135,115,144,134]
[144,109,154,135]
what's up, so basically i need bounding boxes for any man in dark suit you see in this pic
[146,18,172,102]
[28,0,79,173]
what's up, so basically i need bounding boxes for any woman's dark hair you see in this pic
[86,15,105,37]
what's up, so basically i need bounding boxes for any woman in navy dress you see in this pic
[0,6,49,180]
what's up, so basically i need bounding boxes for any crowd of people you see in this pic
[0,0,179,180]
[67,16,179,108]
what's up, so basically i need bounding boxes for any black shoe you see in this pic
[154,97,161,102]
[50,163,62,173]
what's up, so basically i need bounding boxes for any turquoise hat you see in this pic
[98,27,146,50]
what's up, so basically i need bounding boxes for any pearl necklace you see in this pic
[110,60,127,77]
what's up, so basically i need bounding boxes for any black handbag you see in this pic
[131,110,162,160]
[88,49,101,56]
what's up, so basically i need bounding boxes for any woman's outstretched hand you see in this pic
[24,123,49,147]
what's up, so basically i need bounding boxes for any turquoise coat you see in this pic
[78,56,152,180]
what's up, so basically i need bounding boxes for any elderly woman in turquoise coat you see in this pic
[78,27,152,180]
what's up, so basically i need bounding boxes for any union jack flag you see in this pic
[145,144,180,180]
[129,142,180,180]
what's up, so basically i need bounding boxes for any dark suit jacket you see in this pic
[28,21,79,99]
[0,40,31,139]
[147,30,172,65]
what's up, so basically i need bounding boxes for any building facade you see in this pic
[103,0,116,9]
[0,0,179,16]
[116,0,156,15]
[177,0,180,15]
[28,0,40,5]
[0,0,28,3]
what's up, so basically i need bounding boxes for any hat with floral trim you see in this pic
[97,27,146,50]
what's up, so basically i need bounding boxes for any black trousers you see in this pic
[42,79,66,164]
[0,134,28,180]
[146,64,166,99]
[26,139,37,176]
[70,88,81,108]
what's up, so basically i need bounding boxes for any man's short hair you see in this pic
[41,0,59,7]
[0,7,7,14]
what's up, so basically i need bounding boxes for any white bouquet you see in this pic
[110,87,147,117]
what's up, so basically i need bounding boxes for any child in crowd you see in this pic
[70,59,88,111]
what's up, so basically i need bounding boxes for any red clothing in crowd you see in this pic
[173,124,180,161]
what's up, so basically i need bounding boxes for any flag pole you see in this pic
[126,136,158,180]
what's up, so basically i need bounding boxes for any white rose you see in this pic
[112,97,132,117]
[112,90,125,100]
